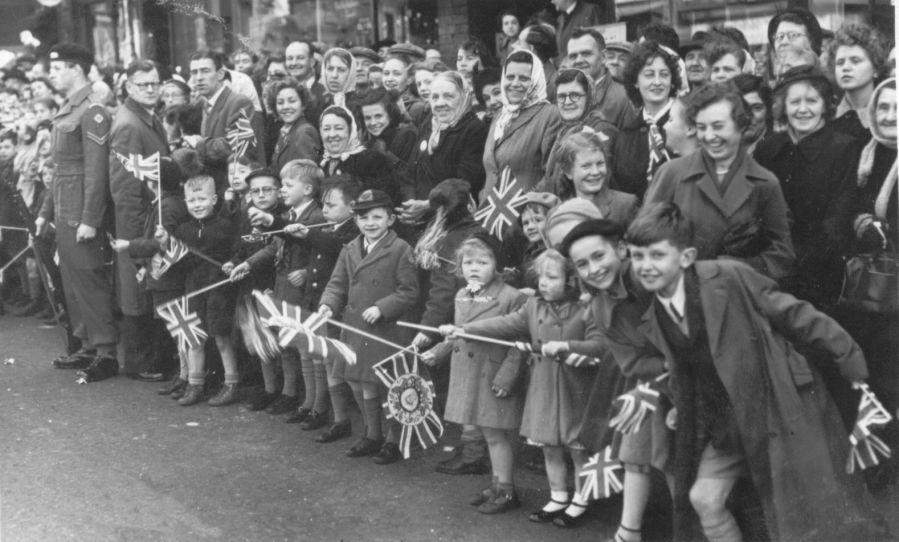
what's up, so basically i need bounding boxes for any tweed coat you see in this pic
[464,296,604,447]
[646,150,795,281]
[319,229,420,383]
[481,102,562,203]
[197,86,265,192]
[639,260,882,542]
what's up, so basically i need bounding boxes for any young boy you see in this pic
[513,191,559,294]
[560,219,667,542]
[283,177,359,433]
[235,159,324,416]
[0,129,30,309]
[156,175,239,406]
[220,157,260,220]
[317,189,419,459]
[624,202,882,542]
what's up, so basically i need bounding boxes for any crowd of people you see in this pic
[0,2,897,540]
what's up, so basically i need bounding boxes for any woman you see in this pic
[382,53,429,128]
[646,83,795,282]
[412,59,450,102]
[399,71,487,231]
[495,10,521,62]
[159,79,190,110]
[482,49,561,204]
[829,22,891,142]
[457,37,496,90]
[320,48,360,112]
[611,41,681,199]
[755,65,860,309]
[319,105,396,202]
[539,68,618,195]
[358,87,418,168]
[474,68,503,125]
[268,78,322,172]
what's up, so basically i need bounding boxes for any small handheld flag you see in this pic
[226,110,256,159]
[151,236,189,279]
[847,383,894,474]
[473,167,528,240]
[578,446,624,501]
[156,297,207,352]
[609,373,669,435]
[115,151,160,182]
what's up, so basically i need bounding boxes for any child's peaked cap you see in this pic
[353,189,393,213]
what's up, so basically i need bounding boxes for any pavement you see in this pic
[1,314,896,541]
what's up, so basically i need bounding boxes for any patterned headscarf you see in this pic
[493,49,548,141]
[319,105,366,169]
[427,71,472,154]
[321,48,358,108]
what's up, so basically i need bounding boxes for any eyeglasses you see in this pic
[133,81,161,91]
[774,31,807,43]
[556,92,586,103]
[250,186,278,195]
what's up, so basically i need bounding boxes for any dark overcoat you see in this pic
[197,86,265,192]
[270,118,322,173]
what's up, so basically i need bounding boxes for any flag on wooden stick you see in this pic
[115,151,160,182]
[847,384,894,474]
[156,296,207,352]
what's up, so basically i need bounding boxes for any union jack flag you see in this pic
[474,167,528,240]
[115,151,160,182]
[226,110,256,159]
[152,236,189,279]
[609,380,663,435]
[578,446,624,501]
[156,296,207,352]
[847,384,894,473]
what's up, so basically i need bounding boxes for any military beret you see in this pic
[350,47,381,64]
[353,189,394,213]
[387,43,426,62]
[48,43,93,66]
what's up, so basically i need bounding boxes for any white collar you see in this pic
[565,1,577,15]
[643,98,674,125]
[656,272,686,321]
[364,231,388,250]
[205,85,226,109]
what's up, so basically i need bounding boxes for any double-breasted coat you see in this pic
[639,260,882,542]
[300,218,359,312]
[109,98,170,315]
[430,279,528,430]
[481,102,562,203]
[464,297,604,447]
[318,229,420,383]
[646,150,795,281]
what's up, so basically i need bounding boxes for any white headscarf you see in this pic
[493,49,548,141]
[319,105,366,166]
[321,48,358,108]
[427,71,472,154]
[857,78,897,220]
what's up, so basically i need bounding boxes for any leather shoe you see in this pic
[346,437,384,457]
[75,356,119,383]
[299,410,329,431]
[266,394,299,415]
[285,406,312,424]
[208,383,238,406]
[468,482,498,506]
[552,502,588,528]
[477,487,520,514]
[127,371,166,382]
[372,442,402,465]
[436,456,491,475]
[248,390,279,411]
[158,377,187,395]
[315,420,351,443]
[529,501,570,523]
[52,349,96,370]
[178,384,205,406]
[171,381,190,400]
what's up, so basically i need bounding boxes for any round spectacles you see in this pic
[250,186,278,195]
[133,81,161,91]
[774,31,807,43]
[556,92,586,103]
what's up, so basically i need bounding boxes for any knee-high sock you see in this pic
[329,383,349,423]
[364,397,383,440]
[300,355,315,410]
[313,362,329,413]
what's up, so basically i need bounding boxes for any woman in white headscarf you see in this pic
[320,48,360,113]
[481,49,562,204]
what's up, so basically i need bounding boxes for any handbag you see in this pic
[838,250,899,314]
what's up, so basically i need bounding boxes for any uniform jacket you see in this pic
[482,102,562,202]
[301,218,359,311]
[319,229,420,383]
[646,150,795,281]
[402,111,487,202]
[270,118,322,173]
[40,83,111,229]
[197,86,265,192]
[464,296,604,446]
[639,260,879,542]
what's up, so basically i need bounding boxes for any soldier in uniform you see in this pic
[37,43,118,382]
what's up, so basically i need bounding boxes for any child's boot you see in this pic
[178,384,205,406]
[208,383,237,406]
[477,483,520,514]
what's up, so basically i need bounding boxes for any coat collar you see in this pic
[492,103,544,147]
[56,83,93,117]
[350,228,398,277]
[676,150,764,218]
[456,277,505,322]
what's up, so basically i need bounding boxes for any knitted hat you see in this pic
[544,197,602,249]
[428,178,471,212]
[768,8,823,56]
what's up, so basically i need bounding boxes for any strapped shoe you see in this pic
[315,420,352,443]
[529,499,571,523]
[552,502,589,528]
[468,478,498,506]
[75,356,119,383]
[299,410,329,431]
[284,406,312,424]
[207,384,238,407]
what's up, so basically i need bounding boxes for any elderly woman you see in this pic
[829,22,891,142]
[358,87,418,169]
[268,78,322,171]
[482,49,561,205]
[755,66,860,309]
[399,71,487,230]
[611,40,682,199]
[538,68,617,194]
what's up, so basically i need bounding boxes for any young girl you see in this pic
[456,37,495,96]
[429,233,527,513]
[446,249,603,526]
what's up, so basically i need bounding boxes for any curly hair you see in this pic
[265,77,313,122]
[684,82,751,131]
[827,22,891,81]
[358,87,404,131]
[703,39,747,70]
[555,129,611,200]
[531,249,581,301]
[772,68,835,125]
[623,41,682,108]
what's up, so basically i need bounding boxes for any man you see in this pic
[349,46,380,94]
[285,40,325,122]
[187,51,264,193]
[553,0,613,60]
[219,51,262,112]
[108,59,170,382]
[680,36,711,90]
[567,28,634,128]
[38,43,118,382]
[602,41,633,82]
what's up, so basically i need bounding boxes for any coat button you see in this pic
[468,352,474,358]
[317,254,322,259]
[312,282,318,288]
[538,319,543,324]
[454,347,459,353]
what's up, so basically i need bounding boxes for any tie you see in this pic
[289,210,297,222]
[669,302,683,323]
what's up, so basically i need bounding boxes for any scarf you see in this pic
[493,49,548,142]
[319,105,366,172]
[321,48,358,108]
[427,71,472,155]
[644,98,674,182]
[858,79,897,220]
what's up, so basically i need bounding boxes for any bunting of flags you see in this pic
[156,296,207,352]
[151,236,190,279]
[115,151,160,182]
[226,110,256,159]
[473,167,528,240]
[374,349,444,459]
[578,446,624,501]
[847,384,894,474]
